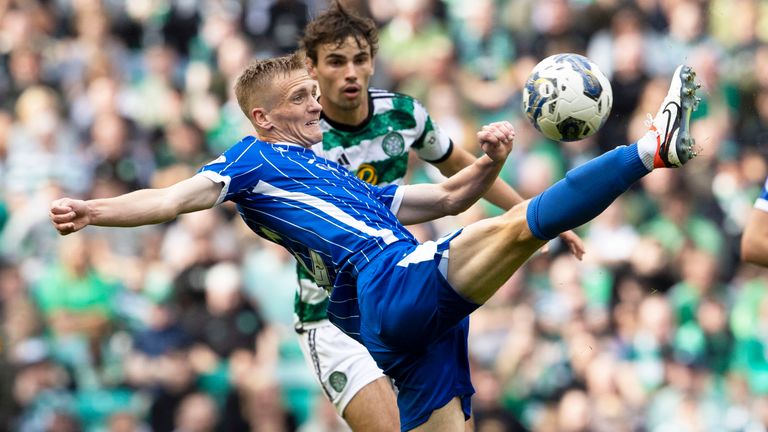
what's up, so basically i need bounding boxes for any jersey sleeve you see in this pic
[756,176,768,213]
[359,182,404,215]
[410,98,454,163]
[196,137,260,205]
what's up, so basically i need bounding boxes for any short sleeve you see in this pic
[358,182,404,215]
[410,99,453,163]
[197,137,260,205]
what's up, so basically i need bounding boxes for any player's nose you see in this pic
[344,63,357,80]
[308,96,322,112]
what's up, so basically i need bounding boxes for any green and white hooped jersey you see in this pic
[294,88,453,327]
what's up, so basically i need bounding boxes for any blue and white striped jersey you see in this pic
[757,176,768,213]
[197,136,418,336]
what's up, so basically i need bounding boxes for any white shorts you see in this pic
[297,320,388,416]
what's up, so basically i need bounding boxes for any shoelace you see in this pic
[644,113,660,136]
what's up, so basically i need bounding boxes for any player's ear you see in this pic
[306,56,318,79]
[252,107,272,130]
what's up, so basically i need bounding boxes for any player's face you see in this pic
[267,70,323,147]
[307,36,374,112]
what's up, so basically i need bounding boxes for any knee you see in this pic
[497,200,540,246]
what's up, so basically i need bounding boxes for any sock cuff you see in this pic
[622,143,653,185]
[634,136,656,171]
[526,195,556,240]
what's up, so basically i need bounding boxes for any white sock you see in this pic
[635,115,657,171]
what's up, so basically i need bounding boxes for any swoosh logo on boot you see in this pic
[659,101,680,166]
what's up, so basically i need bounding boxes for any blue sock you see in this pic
[526,143,650,240]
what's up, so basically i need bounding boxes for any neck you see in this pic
[258,132,313,148]
[320,93,370,127]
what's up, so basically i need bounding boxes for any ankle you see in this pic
[636,128,657,171]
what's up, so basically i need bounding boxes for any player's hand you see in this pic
[49,198,90,235]
[539,230,585,260]
[559,230,585,260]
[477,121,515,163]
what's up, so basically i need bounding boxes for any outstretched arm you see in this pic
[50,175,223,235]
[742,207,768,267]
[433,145,524,209]
[433,138,585,259]
[396,122,514,225]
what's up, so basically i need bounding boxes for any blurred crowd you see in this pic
[1,0,768,431]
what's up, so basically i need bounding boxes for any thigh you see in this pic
[344,376,400,431]
[363,318,475,431]
[446,201,546,304]
[297,322,391,418]
[411,397,465,432]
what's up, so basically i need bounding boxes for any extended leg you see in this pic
[526,143,649,240]
[447,65,700,304]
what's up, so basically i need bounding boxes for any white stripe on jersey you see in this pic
[197,171,231,205]
[756,198,768,212]
[253,180,400,246]
[328,297,358,304]
[327,310,361,320]
[261,149,311,189]
[397,241,437,267]
[224,138,257,172]
[326,315,361,336]
[239,204,355,253]
[231,164,262,179]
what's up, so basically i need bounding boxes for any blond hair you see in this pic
[233,52,306,120]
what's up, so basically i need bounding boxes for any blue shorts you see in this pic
[356,231,480,430]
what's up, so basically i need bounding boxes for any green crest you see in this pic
[329,371,348,392]
[382,132,405,157]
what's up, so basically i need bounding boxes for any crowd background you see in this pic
[1,0,768,430]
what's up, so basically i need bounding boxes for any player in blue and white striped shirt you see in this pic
[296,5,578,427]
[197,135,415,334]
[50,52,702,431]
[742,176,768,267]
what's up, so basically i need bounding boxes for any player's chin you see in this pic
[338,96,361,109]
[303,128,323,144]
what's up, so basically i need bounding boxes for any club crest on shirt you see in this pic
[356,164,378,185]
[382,132,405,157]
[329,371,347,392]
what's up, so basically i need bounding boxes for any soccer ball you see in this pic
[522,53,612,142]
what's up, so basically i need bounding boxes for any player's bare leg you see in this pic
[446,202,545,303]
[447,65,700,305]
[343,377,399,431]
[410,65,699,432]
[411,397,465,432]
